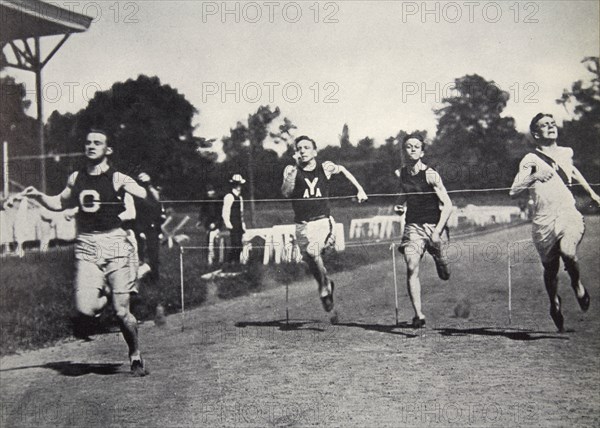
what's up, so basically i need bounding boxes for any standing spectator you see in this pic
[222,174,246,264]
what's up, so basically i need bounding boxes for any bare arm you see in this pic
[115,172,148,199]
[147,185,160,202]
[572,166,600,206]
[394,168,407,211]
[426,170,453,235]
[240,196,246,231]
[339,166,368,202]
[394,182,407,215]
[137,172,160,201]
[281,165,297,198]
[509,157,552,198]
[23,172,76,211]
[222,193,234,229]
[122,180,147,200]
[118,193,137,222]
[325,162,368,203]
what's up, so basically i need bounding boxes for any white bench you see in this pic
[242,227,275,264]
[350,215,404,240]
[242,223,346,265]
[349,218,372,239]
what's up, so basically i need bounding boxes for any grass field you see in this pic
[0,217,598,427]
[0,215,394,355]
[1,196,530,355]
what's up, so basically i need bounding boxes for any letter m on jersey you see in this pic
[303,178,322,198]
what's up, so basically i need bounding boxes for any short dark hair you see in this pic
[87,128,110,145]
[529,113,553,135]
[88,128,108,137]
[402,132,425,148]
[294,135,317,150]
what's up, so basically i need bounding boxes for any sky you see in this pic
[3,0,599,153]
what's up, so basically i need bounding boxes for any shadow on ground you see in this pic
[435,327,570,341]
[333,322,420,338]
[235,319,329,332]
[0,361,124,376]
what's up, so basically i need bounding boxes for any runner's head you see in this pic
[294,136,318,165]
[402,133,425,163]
[85,129,112,163]
[530,113,558,142]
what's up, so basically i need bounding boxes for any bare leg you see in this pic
[543,258,560,305]
[112,293,140,358]
[404,251,424,320]
[305,254,328,292]
[303,242,334,312]
[562,256,585,296]
[73,260,109,339]
[304,240,331,294]
[542,256,563,331]
[559,239,585,298]
[72,289,108,340]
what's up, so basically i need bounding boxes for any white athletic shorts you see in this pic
[295,216,335,258]
[399,223,449,262]
[74,228,139,297]
[532,211,584,263]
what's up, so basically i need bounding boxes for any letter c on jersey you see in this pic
[79,189,101,213]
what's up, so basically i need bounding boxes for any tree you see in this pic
[45,75,204,198]
[44,110,80,193]
[162,136,216,200]
[79,75,197,179]
[431,74,523,190]
[339,124,352,150]
[221,106,292,202]
[222,105,283,160]
[556,57,600,183]
[271,117,299,160]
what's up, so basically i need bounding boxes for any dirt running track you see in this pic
[1,218,599,427]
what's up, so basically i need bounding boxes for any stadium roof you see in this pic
[1,0,93,194]
[0,0,92,43]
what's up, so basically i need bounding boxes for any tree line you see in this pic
[1,57,598,202]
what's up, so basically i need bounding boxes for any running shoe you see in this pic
[577,289,590,312]
[130,356,149,377]
[411,316,426,328]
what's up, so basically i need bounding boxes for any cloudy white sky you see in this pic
[3,0,599,150]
